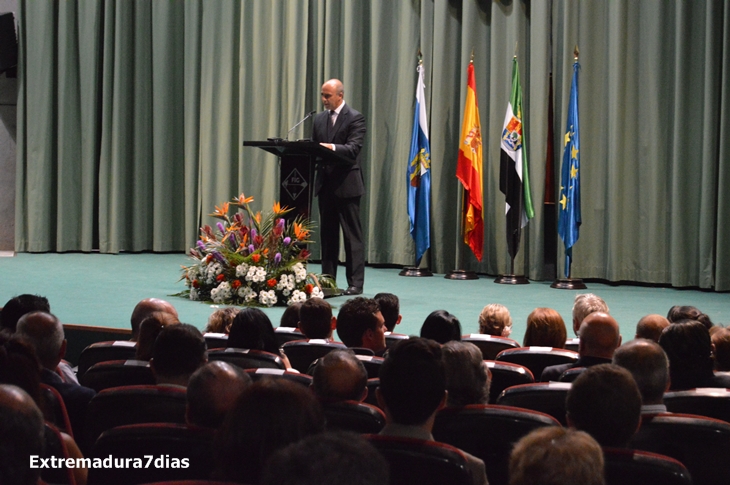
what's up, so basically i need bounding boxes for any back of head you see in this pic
[187,361,252,428]
[711,327,730,371]
[228,308,278,353]
[312,349,367,402]
[0,384,45,485]
[659,320,714,388]
[299,298,333,339]
[378,337,445,425]
[578,312,621,359]
[667,305,713,329]
[214,378,325,484]
[441,341,489,406]
[374,293,400,332]
[572,293,608,335]
[635,314,670,342]
[420,310,462,344]
[151,323,207,385]
[130,298,179,341]
[136,312,180,361]
[523,308,567,348]
[612,339,669,405]
[478,303,512,337]
[279,302,302,328]
[0,335,43,406]
[509,426,605,485]
[336,297,381,347]
[15,311,64,369]
[566,364,641,447]
[0,294,50,334]
[261,431,389,485]
[205,307,239,334]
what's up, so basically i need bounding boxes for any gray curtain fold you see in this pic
[15,0,730,290]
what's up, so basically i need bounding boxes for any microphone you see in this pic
[286,110,317,140]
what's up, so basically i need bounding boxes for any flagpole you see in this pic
[445,184,478,280]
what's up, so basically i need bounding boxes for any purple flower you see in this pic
[217,222,226,234]
[212,251,226,263]
[274,253,282,264]
[251,229,257,239]
[248,244,255,254]
[277,219,286,230]
[283,237,291,246]
[228,233,237,245]
[196,240,206,251]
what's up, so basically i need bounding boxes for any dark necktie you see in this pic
[328,110,336,139]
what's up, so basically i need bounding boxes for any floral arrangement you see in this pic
[179,193,335,307]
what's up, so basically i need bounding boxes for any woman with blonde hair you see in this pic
[523,308,567,348]
[478,303,512,337]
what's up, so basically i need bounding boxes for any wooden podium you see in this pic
[243,139,355,222]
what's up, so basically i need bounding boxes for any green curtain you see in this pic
[15,0,730,290]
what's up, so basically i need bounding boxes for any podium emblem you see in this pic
[282,168,308,201]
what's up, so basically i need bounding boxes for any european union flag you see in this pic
[558,61,581,277]
[407,60,431,264]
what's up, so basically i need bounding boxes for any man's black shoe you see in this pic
[343,286,363,295]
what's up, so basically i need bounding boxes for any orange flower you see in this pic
[263,248,269,256]
[192,280,200,288]
[206,254,213,263]
[305,284,314,294]
[216,274,225,282]
[231,280,242,289]
[252,253,261,263]
[209,202,229,218]
[272,202,290,214]
[255,212,262,224]
[293,222,310,240]
[267,278,277,288]
[233,193,254,205]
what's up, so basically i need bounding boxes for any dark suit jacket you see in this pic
[311,103,366,198]
[41,367,96,439]
[540,356,612,382]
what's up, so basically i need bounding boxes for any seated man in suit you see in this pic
[129,297,179,342]
[0,384,46,485]
[298,298,337,341]
[541,312,621,382]
[571,293,609,336]
[312,349,368,403]
[150,323,208,388]
[374,293,402,333]
[336,297,386,356]
[186,361,251,429]
[612,339,670,415]
[634,314,669,342]
[376,338,488,485]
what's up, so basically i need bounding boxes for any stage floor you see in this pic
[1,252,729,341]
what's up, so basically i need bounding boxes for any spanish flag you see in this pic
[456,61,484,261]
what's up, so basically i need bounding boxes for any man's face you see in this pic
[363,311,386,353]
[321,82,343,111]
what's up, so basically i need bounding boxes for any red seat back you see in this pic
[496,382,572,425]
[462,334,520,360]
[77,341,137,377]
[207,348,285,370]
[495,346,578,379]
[484,360,534,404]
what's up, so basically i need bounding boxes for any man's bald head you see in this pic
[635,314,670,342]
[186,361,251,428]
[0,384,45,485]
[578,312,622,360]
[613,339,669,405]
[321,79,345,111]
[312,350,368,402]
[131,298,179,340]
[15,311,65,369]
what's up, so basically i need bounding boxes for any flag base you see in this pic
[399,267,433,277]
[550,278,587,290]
[494,274,530,285]
[444,269,479,280]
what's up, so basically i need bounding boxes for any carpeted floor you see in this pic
[1,252,729,342]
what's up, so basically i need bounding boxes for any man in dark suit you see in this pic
[312,79,367,295]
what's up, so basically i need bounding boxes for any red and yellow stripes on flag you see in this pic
[456,62,484,261]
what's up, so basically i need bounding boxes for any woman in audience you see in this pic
[478,303,513,337]
[420,310,462,344]
[710,326,730,371]
[228,308,293,369]
[441,341,490,406]
[659,320,730,390]
[205,307,239,334]
[522,308,567,348]
[213,378,326,484]
[666,305,714,329]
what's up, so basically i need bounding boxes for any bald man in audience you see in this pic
[130,298,179,341]
[312,349,368,402]
[635,314,670,342]
[186,361,252,428]
[541,312,622,382]
[0,384,46,485]
[612,339,670,415]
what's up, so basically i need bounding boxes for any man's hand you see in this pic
[319,142,335,151]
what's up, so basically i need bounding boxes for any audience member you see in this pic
[336,297,387,356]
[213,378,326,484]
[509,426,605,485]
[312,349,368,402]
[565,364,642,447]
[441,341,490,406]
[541,312,621,381]
[129,297,179,341]
[522,308,567,348]
[15,311,96,438]
[150,323,207,387]
[634,314,670,342]
[478,303,513,337]
[298,297,336,340]
[0,384,46,485]
[377,338,488,485]
[659,320,730,390]
[374,292,402,333]
[612,339,670,414]
[710,326,730,371]
[571,293,608,336]
[420,309,462,344]
[228,307,293,368]
[204,307,239,334]
[0,294,50,334]
[666,305,713,329]
[261,431,389,485]
[279,302,303,328]
[186,361,252,429]
[135,312,180,361]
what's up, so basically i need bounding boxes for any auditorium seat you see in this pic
[40,383,74,437]
[88,423,215,485]
[42,422,76,485]
[663,387,730,422]
[309,353,384,378]
[364,378,381,408]
[602,447,692,485]
[461,334,520,360]
[564,337,580,352]
[77,340,137,377]
[83,385,187,452]
[433,404,560,485]
[274,326,306,347]
[484,360,534,404]
[495,347,579,379]
[558,366,586,382]
[207,348,285,370]
[366,434,474,485]
[281,339,347,373]
[79,359,156,392]
[495,382,571,425]
[202,332,228,349]
[321,400,386,434]
[140,481,240,485]
[629,412,730,485]
[385,332,410,349]
[244,368,313,387]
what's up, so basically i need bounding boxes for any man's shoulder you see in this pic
[540,362,573,381]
